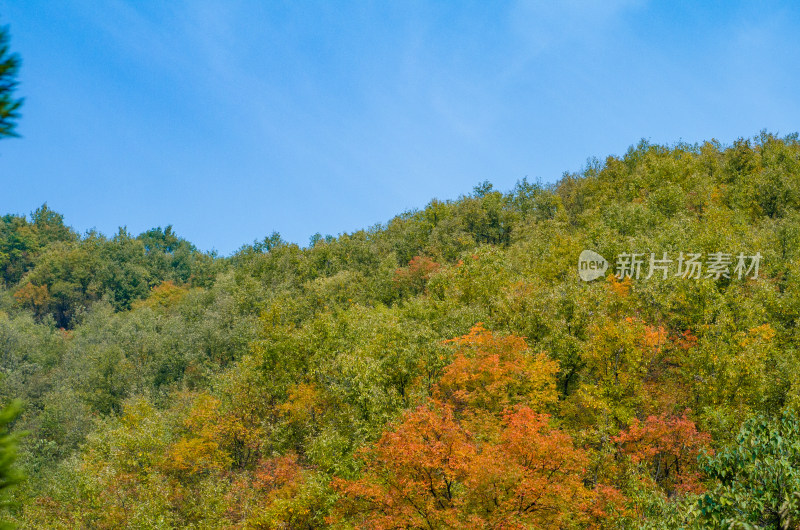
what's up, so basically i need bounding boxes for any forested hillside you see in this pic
[3,133,800,528]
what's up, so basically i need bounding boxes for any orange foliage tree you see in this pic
[393,255,440,296]
[333,325,624,528]
[434,323,558,415]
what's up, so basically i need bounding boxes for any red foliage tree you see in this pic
[613,412,711,495]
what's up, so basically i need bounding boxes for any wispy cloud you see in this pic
[509,0,643,53]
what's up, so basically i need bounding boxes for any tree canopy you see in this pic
[3,133,800,527]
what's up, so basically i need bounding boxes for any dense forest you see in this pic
[5,13,800,529]
[1,131,800,528]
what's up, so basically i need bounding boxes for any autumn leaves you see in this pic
[334,326,615,528]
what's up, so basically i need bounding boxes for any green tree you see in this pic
[0,401,22,529]
[0,24,24,529]
[0,25,22,138]
[696,411,800,528]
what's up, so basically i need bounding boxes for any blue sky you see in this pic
[1,1,799,255]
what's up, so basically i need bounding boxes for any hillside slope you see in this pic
[3,133,800,528]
